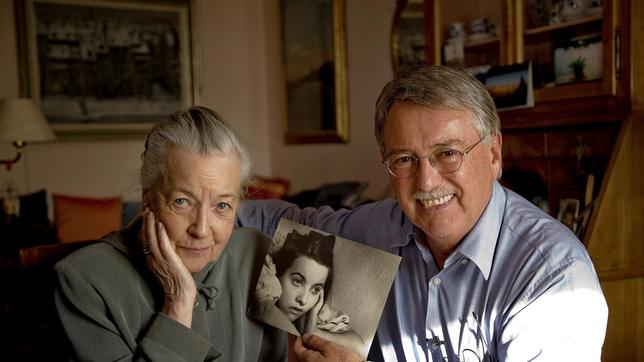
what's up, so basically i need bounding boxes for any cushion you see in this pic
[244,176,290,200]
[53,194,123,243]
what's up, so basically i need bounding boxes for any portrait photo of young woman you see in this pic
[248,219,401,360]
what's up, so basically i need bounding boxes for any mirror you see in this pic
[391,0,427,72]
[281,0,349,144]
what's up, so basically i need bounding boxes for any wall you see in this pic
[0,0,395,210]
[265,0,395,199]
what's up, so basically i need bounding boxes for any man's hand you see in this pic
[143,208,197,328]
[293,334,362,362]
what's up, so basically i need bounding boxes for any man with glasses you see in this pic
[238,66,607,361]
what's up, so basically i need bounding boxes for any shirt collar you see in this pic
[450,181,505,280]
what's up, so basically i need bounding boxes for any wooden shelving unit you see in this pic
[397,1,641,360]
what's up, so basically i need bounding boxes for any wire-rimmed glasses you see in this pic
[383,136,488,179]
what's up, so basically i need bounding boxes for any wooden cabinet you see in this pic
[393,0,631,229]
[421,0,630,110]
[394,2,643,360]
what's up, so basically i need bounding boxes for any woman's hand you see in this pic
[143,209,197,328]
[303,289,325,334]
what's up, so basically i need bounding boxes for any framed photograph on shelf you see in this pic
[281,0,349,144]
[558,198,580,233]
[554,34,602,85]
[16,0,199,138]
[483,61,534,112]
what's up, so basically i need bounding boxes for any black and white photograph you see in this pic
[248,218,401,360]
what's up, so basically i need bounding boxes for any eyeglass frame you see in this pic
[383,135,489,178]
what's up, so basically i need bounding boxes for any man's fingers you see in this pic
[292,336,306,354]
[301,333,331,352]
[293,335,324,361]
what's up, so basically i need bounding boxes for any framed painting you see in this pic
[16,0,199,138]
[280,0,349,144]
[391,0,426,72]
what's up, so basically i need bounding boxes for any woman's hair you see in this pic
[273,230,336,298]
[140,106,251,204]
[374,65,500,155]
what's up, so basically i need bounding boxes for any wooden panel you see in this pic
[586,115,644,273]
[500,96,627,130]
[546,127,618,157]
[600,277,644,362]
[501,131,544,158]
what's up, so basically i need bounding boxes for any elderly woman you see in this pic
[54,107,286,361]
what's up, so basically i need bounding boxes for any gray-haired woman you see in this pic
[54,107,286,361]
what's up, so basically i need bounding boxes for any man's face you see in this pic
[383,102,502,247]
[150,147,241,273]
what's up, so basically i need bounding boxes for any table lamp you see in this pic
[0,98,55,170]
[0,98,55,221]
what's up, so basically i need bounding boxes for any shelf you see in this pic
[465,35,499,48]
[442,35,499,49]
[499,95,627,130]
[525,14,602,36]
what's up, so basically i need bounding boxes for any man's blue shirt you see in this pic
[237,181,607,361]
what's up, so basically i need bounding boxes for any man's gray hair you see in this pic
[374,65,500,154]
[140,106,251,203]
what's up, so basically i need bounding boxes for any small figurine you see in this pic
[549,2,563,24]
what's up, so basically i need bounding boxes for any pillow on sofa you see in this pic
[244,176,290,200]
[53,194,122,243]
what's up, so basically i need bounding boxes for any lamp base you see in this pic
[2,181,20,223]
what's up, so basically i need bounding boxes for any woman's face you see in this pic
[150,147,241,273]
[276,256,329,321]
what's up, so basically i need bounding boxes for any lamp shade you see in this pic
[0,98,56,142]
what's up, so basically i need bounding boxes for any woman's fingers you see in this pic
[144,208,162,259]
[140,209,196,328]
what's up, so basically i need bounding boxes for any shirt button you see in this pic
[432,277,441,286]
[461,259,468,265]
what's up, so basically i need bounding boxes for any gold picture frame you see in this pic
[280,0,349,144]
[16,0,199,139]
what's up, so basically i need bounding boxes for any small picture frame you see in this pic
[558,198,581,232]
[483,61,534,112]
[554,34,602,84]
